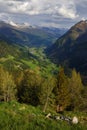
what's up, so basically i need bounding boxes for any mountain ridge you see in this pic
[0,21,67,48]
[46,20,87,76]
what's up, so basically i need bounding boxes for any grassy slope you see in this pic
[0,101,86,130]
[0,41,58,76]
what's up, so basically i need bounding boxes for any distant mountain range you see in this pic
[0,21,65,74]
[46,20,87,75]
[0,21,67,48]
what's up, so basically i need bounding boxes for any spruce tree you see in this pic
[54,67,70,111]
[69,69,83,110]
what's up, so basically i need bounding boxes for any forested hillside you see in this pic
[46,20,87,78]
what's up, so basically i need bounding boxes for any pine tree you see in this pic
[68,69,83,110]
[54,67,70,111]
[39,76,56,112]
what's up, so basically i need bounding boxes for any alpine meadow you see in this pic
[0,0,87,130]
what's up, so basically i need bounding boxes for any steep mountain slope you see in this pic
[46,20,87,75]
[0,21,66,48]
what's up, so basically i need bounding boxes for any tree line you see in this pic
[0,66,87,112]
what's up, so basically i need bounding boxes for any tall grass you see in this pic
[0,101,86,130]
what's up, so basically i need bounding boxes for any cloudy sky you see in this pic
[0,0,86,28]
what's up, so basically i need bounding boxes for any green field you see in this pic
[0,44,58,76]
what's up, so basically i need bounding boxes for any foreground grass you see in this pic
[0,101,86,130]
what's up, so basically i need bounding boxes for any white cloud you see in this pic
[0,0,87,28]
[59,5,79,19]
[0,0,78,19]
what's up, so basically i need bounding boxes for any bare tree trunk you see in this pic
[43,96,49,113]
